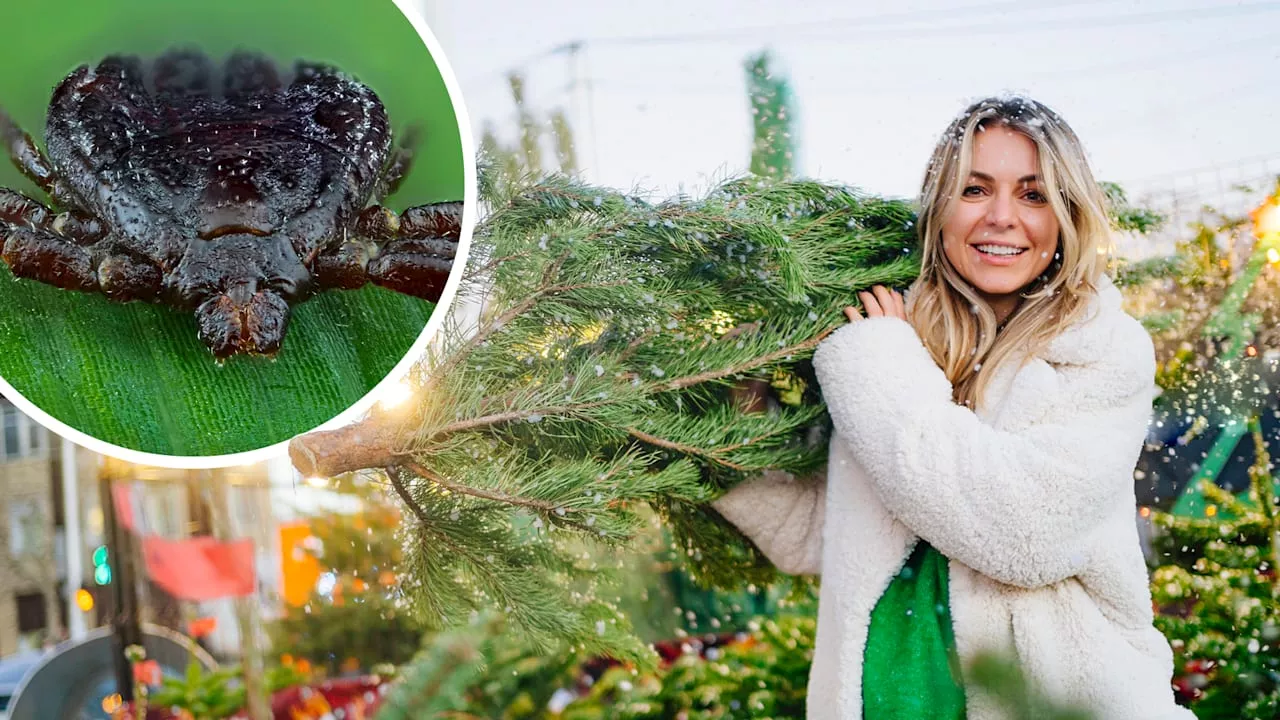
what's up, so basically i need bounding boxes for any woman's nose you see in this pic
[985,191,1016,227]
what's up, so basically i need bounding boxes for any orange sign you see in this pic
[279,522,321,607]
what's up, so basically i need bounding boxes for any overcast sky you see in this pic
[416,0,1280,209]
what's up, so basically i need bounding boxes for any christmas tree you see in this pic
[1150,418,1280,718]
[290,169,920,663]
[371,604,1099,719]
[745,51,797,181]
[1143,186,1280,719]
[268,473,429,674]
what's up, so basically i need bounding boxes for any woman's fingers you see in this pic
[849,287,906,323]
[863,286,907,321]
[871,286,899,320]
[858,290,883,317]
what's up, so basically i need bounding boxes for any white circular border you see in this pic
[0,0,477,470]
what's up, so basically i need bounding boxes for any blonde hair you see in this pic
[907,96,1113,410]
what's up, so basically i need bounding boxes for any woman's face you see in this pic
[941,125,1060,321]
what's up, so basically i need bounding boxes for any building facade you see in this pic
[0,399,61,656]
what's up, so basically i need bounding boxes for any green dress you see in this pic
[861,540,967,719]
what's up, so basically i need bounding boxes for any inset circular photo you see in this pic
[0,0,473,463]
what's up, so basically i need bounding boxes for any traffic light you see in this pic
[75,588,94,612]
[92,544,112,585]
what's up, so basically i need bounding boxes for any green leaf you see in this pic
[0,0,464,457]
[0,270,437,456]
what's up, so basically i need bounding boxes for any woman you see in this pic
[713,96,1192,719]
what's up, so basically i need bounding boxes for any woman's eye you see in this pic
[1024,190,1047,203]
[962,185,984,196]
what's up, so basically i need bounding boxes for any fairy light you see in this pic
[378,380,415,410]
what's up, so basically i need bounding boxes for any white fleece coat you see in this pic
[713,277,1193,720]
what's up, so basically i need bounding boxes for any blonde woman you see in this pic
[714,96,1192,720]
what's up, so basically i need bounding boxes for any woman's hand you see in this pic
[843,286,906,323]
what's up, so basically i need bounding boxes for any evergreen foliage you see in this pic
[267,475,429,673]
[1150,418,1280,719]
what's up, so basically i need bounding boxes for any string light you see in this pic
[378,380,415,410]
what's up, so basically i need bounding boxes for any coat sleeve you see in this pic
[812,315,1155,589]
[711,469,826,576]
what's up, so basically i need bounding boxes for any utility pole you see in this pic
[558,41,599,179]
[61,438,86,640]
[98,466,142,702]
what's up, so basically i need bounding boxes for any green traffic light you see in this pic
[92,545,108,566]
[94,565,112,585]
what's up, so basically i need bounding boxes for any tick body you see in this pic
[0,48,460,358]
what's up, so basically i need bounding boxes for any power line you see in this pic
[460,0,1105,87]
[571,31,1276,97]
[583,2,1280,46]
[465,1,1276,91]
[584,0,1112,46]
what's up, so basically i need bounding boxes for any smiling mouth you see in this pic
[972,244,1027,257]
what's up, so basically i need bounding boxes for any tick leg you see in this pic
[361,202,462,302]
[96,252,161,301]
[223,51,282,98]
[375,125,422,200]
[312,202,462,300]
[0,188,54,230]
[367,239,454,302]
[312,240,373,291]
[0,110,82,210]
[152,47,214,100]
[2,226,98,292]
[391,201,463,241]
[0,189,107,249]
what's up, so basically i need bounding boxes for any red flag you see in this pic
[141,536,256,600]
[110,481,136,533]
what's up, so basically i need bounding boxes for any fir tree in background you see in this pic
[1141,186,1280,719]
[1120,184,1280,516]
[291,172,920,664]
[745,51,797,180]
[268,473,429,674]
[371,605,1101,719]
[479,72,578,189]
[1149,419,1280,719]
